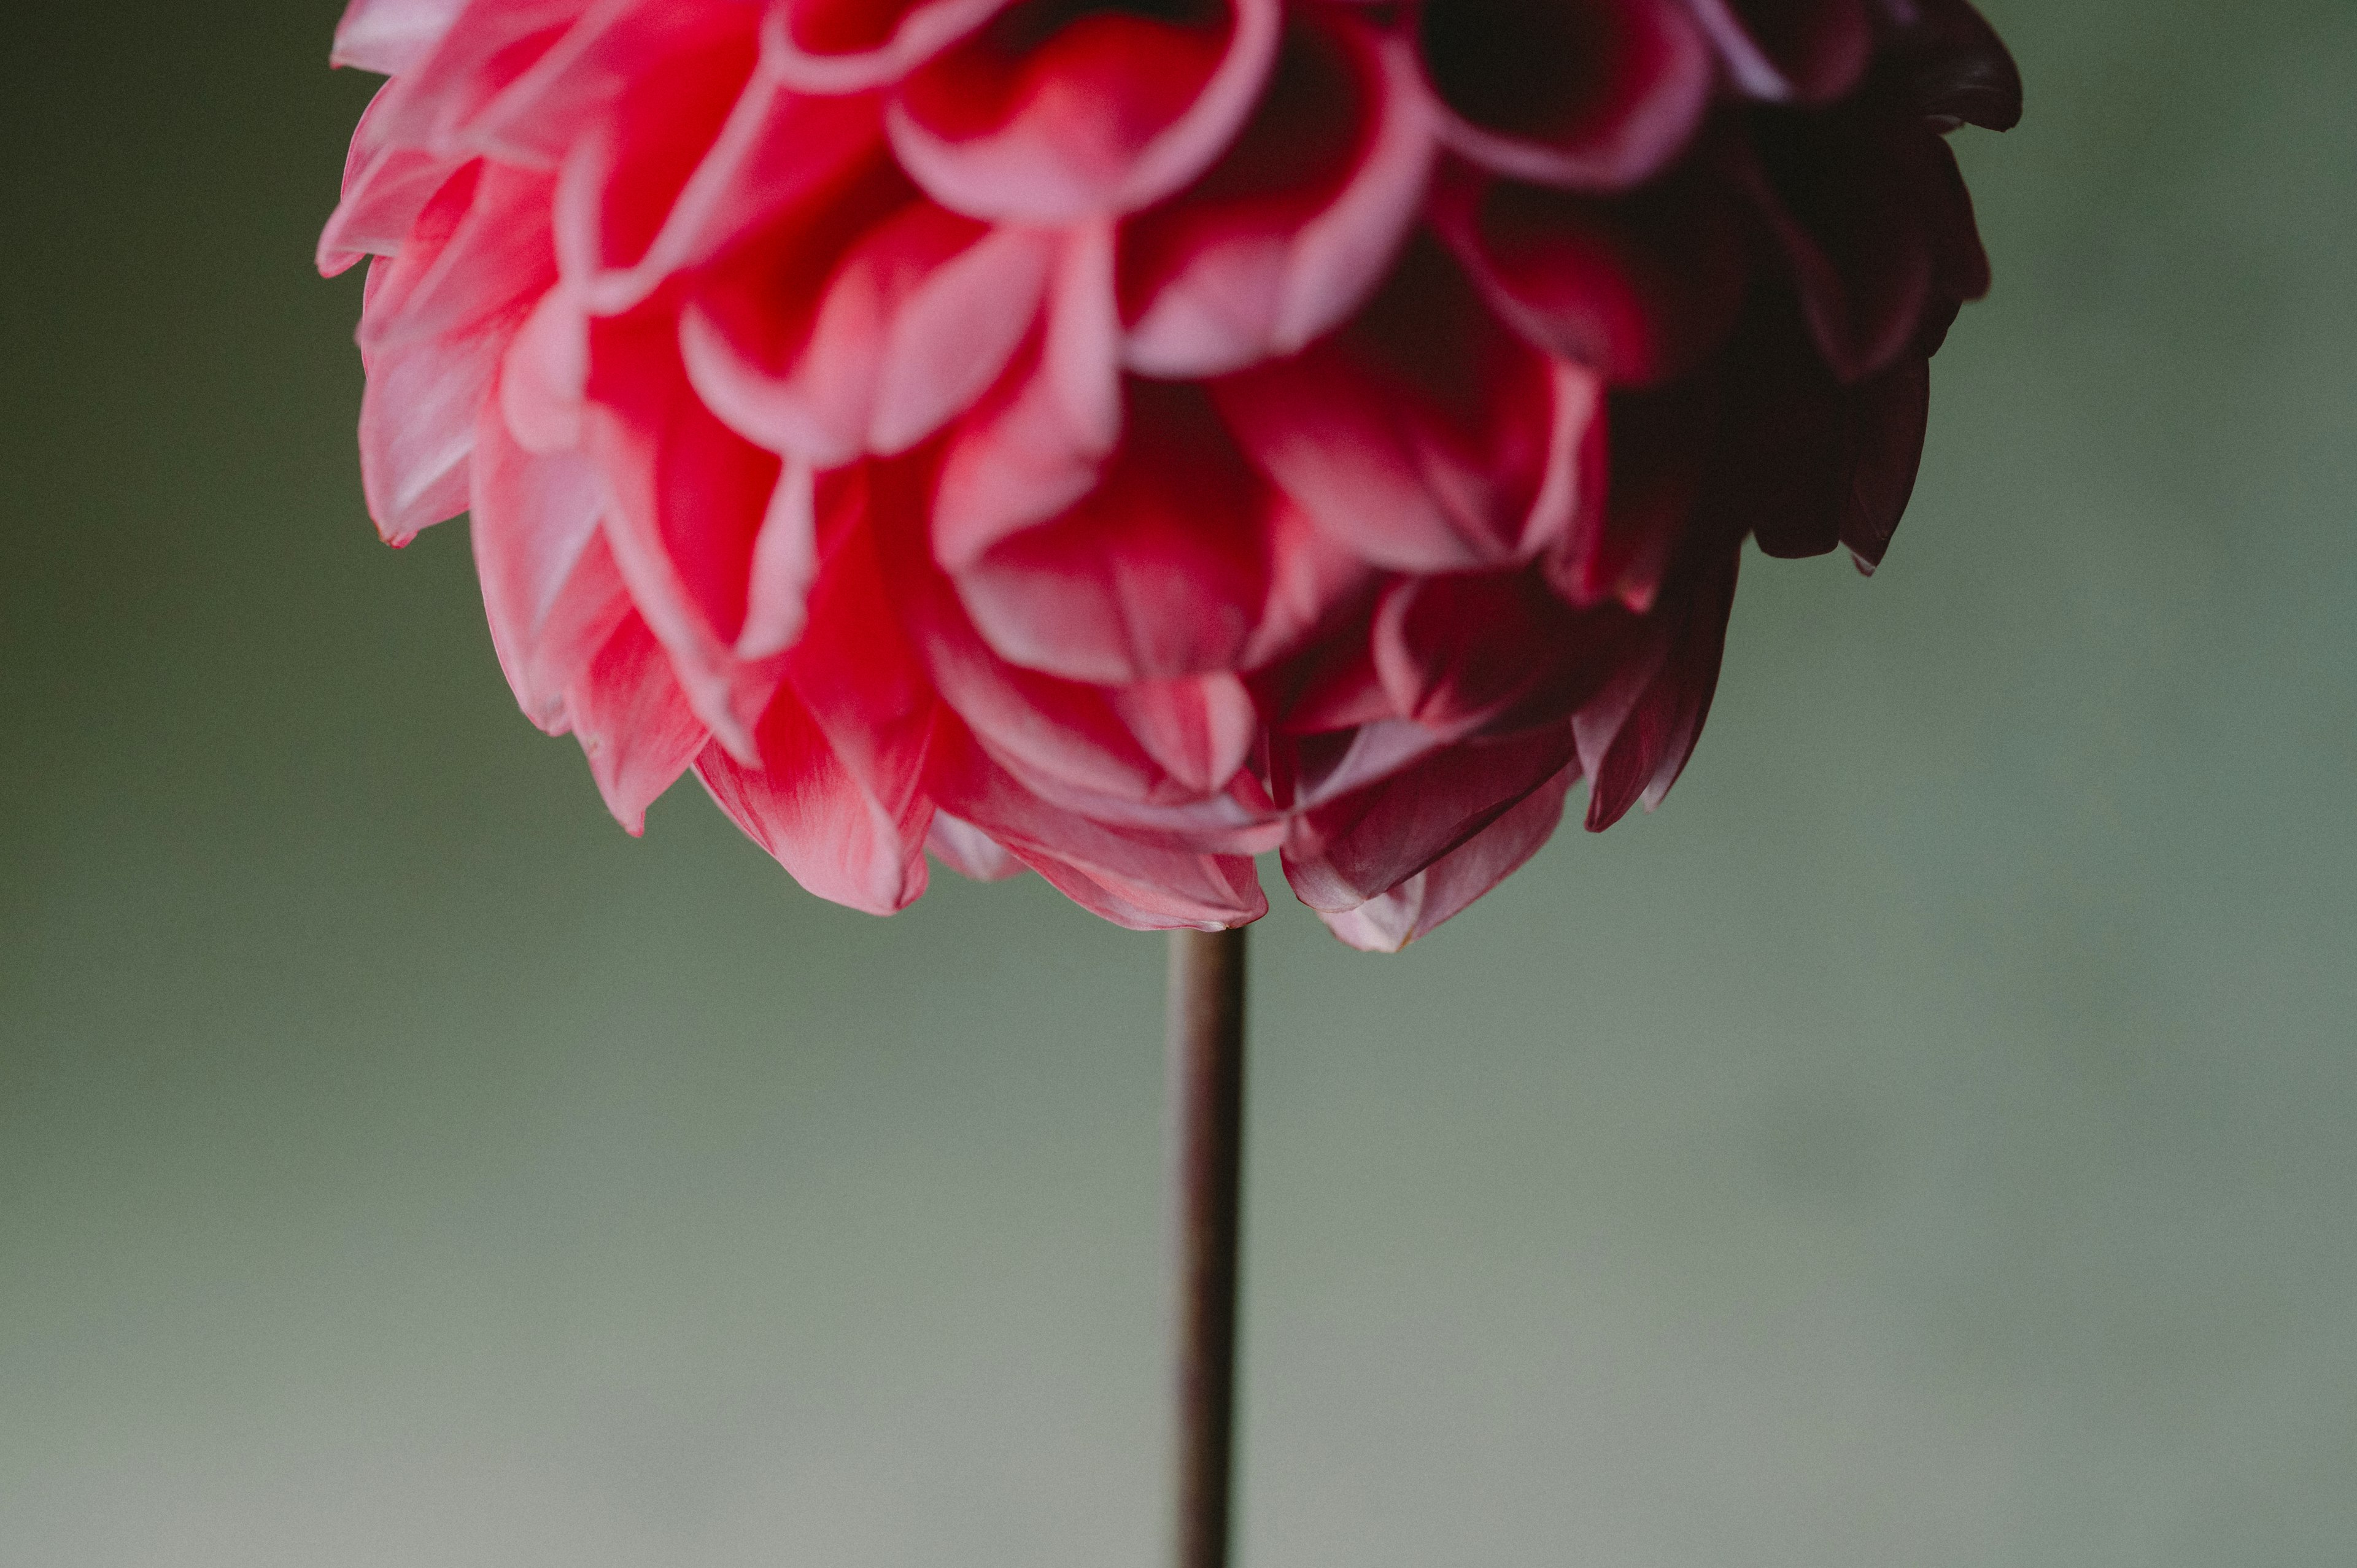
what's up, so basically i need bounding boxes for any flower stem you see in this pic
[1166,925,1247,1568]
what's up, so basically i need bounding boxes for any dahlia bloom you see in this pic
[322,0,2016,947]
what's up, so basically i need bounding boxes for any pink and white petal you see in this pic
[1214,238,1600,573]
[1121,17,1433,379]
[951,380,1268,684]
[318,87,466,274]
[762,0,1019,94]
[683,187,1055,465]
[553,34,885,317]
[357,293,514,543]
[931,221,1123,567]
[333,0,470,75]
[1281,724,1577,913]
[1417,0,1711,190]
[471,397,627,728]
[1317,762,1574,949]
[362,0,598,158]
[696,690,934,916]
[888,0,1281,223]
[1105,673,1258,798]
[927,809,1024,881]
[362,161,559,349]
[927,722,1267,929]
[581,319,794,757]
[500,286,591,454]
[1686,0,1872,105]
[568,609,710,835]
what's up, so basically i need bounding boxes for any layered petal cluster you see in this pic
[323,0,2016,946]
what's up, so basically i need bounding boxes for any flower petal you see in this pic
[1317,762,1574,949]
[1686,0,1872,106]
[1215,236,1604,573]
[570,609,711,835]
[1282,724,1577,913]
[888,0,1281,222]
[1120,14,1433,378]
[1417,0,1711,190]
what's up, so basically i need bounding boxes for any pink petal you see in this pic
[1282,724,1577,913]
[359,161,557,350]
[499,286,590,454]
[582,317,808,756]
[887,0,1282,223]
[930,220,1123,565]
[695,689,934,916]
[317,85,465,274]
[1685,0,1873,105]
[569,608,711,835]
[1317,762,1574,950]
[682,171,1055,465]
[1215,236,1604,574]
[471,396,627,729]
[357,281,509,544]
[926,720,1267,930]
[1417,0,1711,190]
[333,0,470,75]
[762,0,1020,93]
[552,30,885,317]
[950,381,1271,685]
[927,809,1024,880]
[1120,14,1433,378]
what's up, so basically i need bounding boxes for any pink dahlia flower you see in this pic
[322,0,2017,947]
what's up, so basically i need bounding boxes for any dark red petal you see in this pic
[1281,724,1577,913]
[1687,0,1872,105]
[1837,351,1929,571]
[1545,374,1722,611]
[889,0,1282,222]
[1215,235,1603,573]
[1741,106,1938,382]
[1370,568,1638,734]
[1576,547,1736,829]
[1317,759,1575,949]
[1417,0,1711,190]
[1876,0,2022,132]
[1444,160,1747,387]
[1119,12,1434,377]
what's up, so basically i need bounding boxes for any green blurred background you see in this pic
[4,2,2353,1562]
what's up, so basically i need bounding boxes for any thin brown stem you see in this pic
[1166,925,1248,1568]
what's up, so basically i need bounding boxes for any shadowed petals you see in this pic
[1417,0,1711,190]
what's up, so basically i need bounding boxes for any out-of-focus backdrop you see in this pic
[4,2,2353,1564]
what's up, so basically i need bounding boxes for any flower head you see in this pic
[323,0,2018,946]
